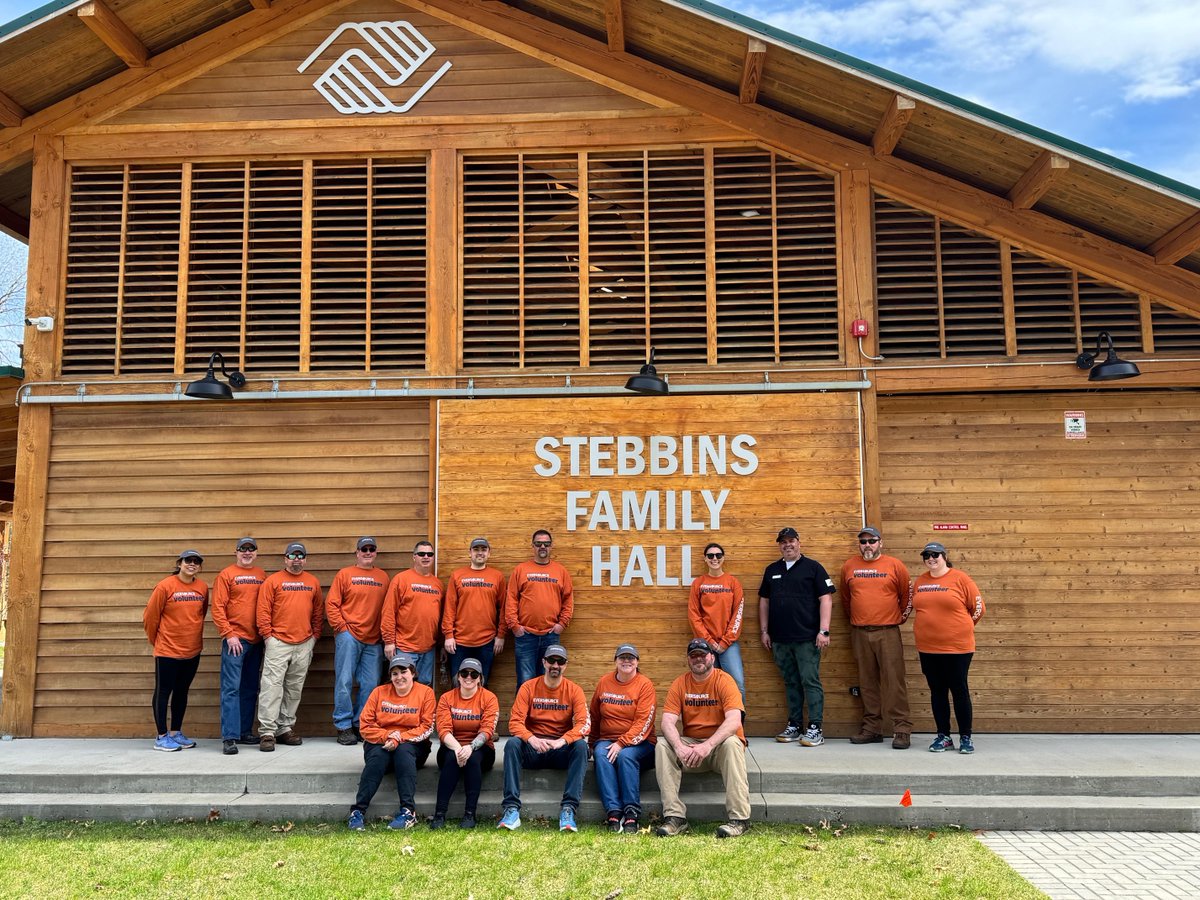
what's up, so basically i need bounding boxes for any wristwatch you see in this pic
[819,630,830,637]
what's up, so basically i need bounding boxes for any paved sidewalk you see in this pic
[979,831,1200,899]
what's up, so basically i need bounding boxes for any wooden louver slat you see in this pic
[1150,303,1200,351]
[63,168,125,375]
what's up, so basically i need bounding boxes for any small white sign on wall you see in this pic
[1064,410,1087,440]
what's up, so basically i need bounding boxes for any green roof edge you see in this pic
[0,365,24,380]
[672,0,1200,203]
[0,0,78,43]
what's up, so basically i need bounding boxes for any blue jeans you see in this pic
[592,740,655,815]
[449,642,496,685]
[219,638,264,740]
[405,648,435,687]
[513,632,560,685]
[333,630,384,731]
[501,737,587,811]
[715,641,746,702]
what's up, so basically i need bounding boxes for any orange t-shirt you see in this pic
[663,668,746,745]
[840,554,910,626]
[142,575,209,658]
[505,560,573,633]
[211,564,266,642]
[256,570,323,644]
[435,686,500,747]
[359,681,436,745]
[382,569,444,652]
[509,676,590,743]
[326,565,389,643]
[443,565,508,646]
[589,670,657,746]
[687,572,745,647]
[911,568,985,653]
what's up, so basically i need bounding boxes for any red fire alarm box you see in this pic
[851,319,869,337]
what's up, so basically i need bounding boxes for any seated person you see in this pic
[589,643,656,833]
[430,657,500,829]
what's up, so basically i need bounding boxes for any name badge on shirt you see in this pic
[772,574,782,579]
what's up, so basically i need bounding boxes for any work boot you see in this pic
[655,816,689,837]
[849,730,882,744]
[892,733,911,750]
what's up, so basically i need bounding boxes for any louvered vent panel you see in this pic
[1151,303,1200,351]
[713,148,775,362]
[369,159,427,370]
[939,222,1004,356]
[245,164,302,372]
[62,167,125,375]
[462,157,522,367]
[1078,276,1141,351]
[774,156,838,361]
[874,198,940,357]
[646,149,707,364]
[1011,251,1076,354]
[522,155,581,366]
[187,164,246,370]
[311,160,368,371]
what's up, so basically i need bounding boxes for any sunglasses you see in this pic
[359,547,377,553]
[458,670,481,680]
[414,551,434,557]
[544,657,567,666]
[533,540,552,548]
[705,552,724,559]
[237,546,256,553]
[181,557,202,565]
[286,552,306,560]
[859,538,880,545]
[921,552,943,560]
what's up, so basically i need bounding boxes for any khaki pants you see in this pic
[655,735,750,821]
[850,625,912,736]
[257,636,315,737]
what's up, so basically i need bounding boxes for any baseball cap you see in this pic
[776,527,799,542]
[469,537,490,549]
[858,527,882,539]
[176,549,204,563]
[285,542,306,556]
[614,643,639,659]
[356,537,378,551]
[236,537,257,551]
[543,644,568,662]
[457,657,483,675]
[687,638,714,656]
[922,542,947,555]
[389,653,418,671]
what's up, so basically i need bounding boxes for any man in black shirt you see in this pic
[758,527,835,747]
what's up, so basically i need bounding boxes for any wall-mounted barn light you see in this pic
[185,352,247,400]
[625,348,669,395]
[1075,331,1141,381]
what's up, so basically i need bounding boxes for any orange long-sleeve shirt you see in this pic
[381,569,444,652]
[211,564,266,642]
[509,676,590,743]
[687,572,745,647]
[910,568,985,653]
[142,575,209,659]
[840,554,910,626]
[326,565,389,643]
[256,570,323,644]
[588,670,657,747]
[505,560,573,634]
[664,668,746,745]
[443,565,508,646]
[358,681,436,745]
[435,686,500,747]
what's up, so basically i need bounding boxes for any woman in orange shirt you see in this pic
[429,657,500,829]
[910,542,985,755]
[142,549,210,752]
[589,643,657,833]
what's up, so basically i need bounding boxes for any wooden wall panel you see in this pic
[32,399,430,738]
[878,390,1200,733]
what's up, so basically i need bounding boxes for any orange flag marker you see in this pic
[899,790,913,807]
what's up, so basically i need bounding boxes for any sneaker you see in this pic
[388,808,417,830]
[171,731,196,749]
[459,812,477,829]
[336,728,358,746]
[716,819,750,838]
[347,809,365,831]
[429,813,446,830]
[892,733,911,750]
[276,731,303,746]
[559,807,578,833]
[775,723,802,743]
[655,816,689,837]
[497,807,521,830]
[928,733,955,752]
[622,814,639,834]
[222,739,238,755]
[259,734,276,752]
[801,725,824,747]
[605,810,622,833]
[959,735,975,754]
[153,734,181,752]
[849,730,882,744]
[237,734,261,745]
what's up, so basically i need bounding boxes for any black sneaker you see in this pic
[622,814,639,834]
[336,728,358,746]
[429,813,446,830]
[459,812,477,829]
[605,810,622,833]
[236,734,260,745]
[222,739,238,755]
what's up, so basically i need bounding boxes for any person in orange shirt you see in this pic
[909,542,985,755]
[382,540,443,687]
[143,549,210,752]
[347,653,435,831]
[430,657,500,830]
[589,643,656,833]
[498,643,589,833]
[255,542,324,752]
[443,537,507,684]
[506,529,573,685]
[688,542,746,700]
[655,638,750,839]
[841,526,913,750]
[327,536,389,745]
[212,537,267,755]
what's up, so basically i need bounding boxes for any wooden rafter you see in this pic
[871,94,915,156]
[1147,210,1200,265]
[1008,151,1069,210]
[0,90,26,128]
[250,0,273,7]
[739,38,766,104]
[0,203,30,239]
[604,0,624,53]
[77,0,149,68]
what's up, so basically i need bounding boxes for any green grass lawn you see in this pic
[0,818,1046,899]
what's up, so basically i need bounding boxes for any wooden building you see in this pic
[0,0,1198,738]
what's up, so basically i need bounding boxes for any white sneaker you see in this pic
[800,724,824,747]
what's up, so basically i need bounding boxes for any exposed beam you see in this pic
[1008,150,1069,210]
[0,203,30,240]
[0,90,26,127]
[604,0,623,53]
[739,37,766,104]
[77,0,149,68]
[1147,210,1200,265]
[871,94,915,156]
[873,358,1200,393]
[250,0,273,7]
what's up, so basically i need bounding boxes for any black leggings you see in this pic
[919,652,973,737]
[152,655,201,735]
[434,744,496,816]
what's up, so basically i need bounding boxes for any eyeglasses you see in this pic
[688,652,709,659]
[181,557,202,565]
[458,671,481,680]
[237,546,256,553]
[359,547,377,553]
[705,552,724,559]
[859,538,880,545]
[544,657,567,666]
[414,551,434,557]
[286,552,306,560]
[921,552,943,560]
[533,541,552,548]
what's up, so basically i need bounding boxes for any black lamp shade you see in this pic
[625,350,669,395]
[1076,331,1140,382]
[185,373,234,400]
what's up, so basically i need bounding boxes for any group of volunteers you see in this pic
[141,524,985,835]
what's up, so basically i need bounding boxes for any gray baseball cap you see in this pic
[543,644,568,662]
[614,643,639,659]
[389,653,418,671]
[858,526,882,539]
[469,537,490,549]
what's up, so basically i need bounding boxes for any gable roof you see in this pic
[0,0,1197,277]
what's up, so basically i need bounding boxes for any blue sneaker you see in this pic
[497,807,521,830]
[388,808,417,830]
[153,734,181,752]
[959,736,975,754]
[171,731,196,749]
[928,733,955,753]
[559,807,577,833]
[347,809,365,831]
